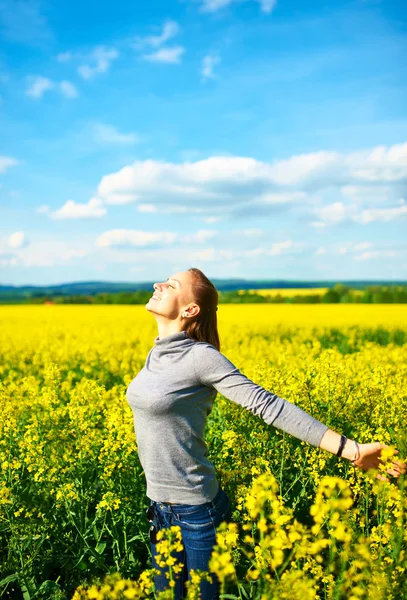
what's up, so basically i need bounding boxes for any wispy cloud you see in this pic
[354,248,407,261]
[0,240,91,267]
[142,46,185,64]
[198,0,277,14]
[25,75,54,98]
[181,229,218,243]
[50,198,107,220]
[258,0,277,13]
[56,51,72,63]
[133,20,185,64]
[244,240,304,257]
[95,230,177,248]
[0,155,18,173]
[92,123,140,145]
[198,0,232,12]
[94,228,218,250]
[233,228,265,237]
[78,46,119,80]
[311,199,407,228]
[356,202,407,224]
[25,75,78,99]
[59,80,78,98]
[201,54,221,80]
[132,20,180,50]
[8,231,29,249]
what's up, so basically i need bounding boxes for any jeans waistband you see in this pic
[151,483,223,514]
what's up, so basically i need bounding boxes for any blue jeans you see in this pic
[148,484,233,599]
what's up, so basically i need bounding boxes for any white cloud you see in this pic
[133,20,180,49]
[8,231,28,249]
[133,20,184,64]
[138,204,158,213]
[89,156,301,213]
[181,229,218,243]
[270,240,295,255]
[142,46,185,64]
[59,80,78,98]
[234,228,264,237]
[26,76,79,99]
[312,199,407,227]
[0,155,18,173]
[203,216,223,223]
[244,240,302,257]
[355,203,407,224]
[353,242,374,251]
[258,0,277,13]
[36,204,50,213]
[50,197,107,220]
[311,202,357,228]
[189,247,217,261]
[199,0,234,12]
[56,51,72,62]
[79,141,407,223]
[257,191,306,204]
[201,54,220,80]
[94,228,216,251]
[341,184,392,204]
[315,247,326,255]
[92,123,139,145]
[95,230,177,248]
[26,75,54,98]
[198,0,277,13]
[0,253,18,266]
[78,46,119,80]
[353,250,402,261]
[0,239,91,267]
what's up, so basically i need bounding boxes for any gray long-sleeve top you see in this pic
[125,329,329,504]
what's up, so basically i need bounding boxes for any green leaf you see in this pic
[78,560,88,571]
[96,541,106,554]
[0,573,19,586]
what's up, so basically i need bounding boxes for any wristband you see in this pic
[336,434,347,457]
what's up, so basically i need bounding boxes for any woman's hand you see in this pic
[352,442,406,481]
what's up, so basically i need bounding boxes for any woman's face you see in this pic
[146,270,200,320]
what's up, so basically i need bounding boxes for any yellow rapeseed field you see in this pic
[1,305,406,599]
[241,288,330,297]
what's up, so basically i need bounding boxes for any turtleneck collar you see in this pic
[154,330,190,346]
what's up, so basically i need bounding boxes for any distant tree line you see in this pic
[232,284,407,304]
[3,284,407,304]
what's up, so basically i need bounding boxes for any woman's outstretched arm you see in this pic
[319,429,406,479]
[193,342,406,479]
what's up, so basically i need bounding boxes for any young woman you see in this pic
[125,267,405,600]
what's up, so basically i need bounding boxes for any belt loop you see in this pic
[168,504,178,520]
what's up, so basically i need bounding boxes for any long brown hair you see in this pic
[184,268,220,351]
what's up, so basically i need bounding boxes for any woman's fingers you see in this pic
[395,459,406,474]
[386,468,402,477]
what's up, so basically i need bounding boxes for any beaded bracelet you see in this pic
[349,440,360,464]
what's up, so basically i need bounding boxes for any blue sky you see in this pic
[1,0,406,286]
